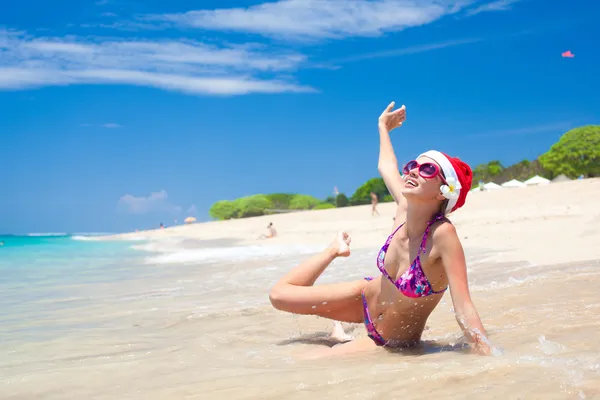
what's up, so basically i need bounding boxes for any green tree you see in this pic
[232,195,273,218]
[335,193,349,207]
[487,160,504,175]
[265,193,295,210]
[314,203,336,210]
[350,177,389,205]
[539,125,600,178]
[324,196,336,205]
[289,194,321,210]
[209,200,237,220]
[472,160,505,183]
[491,159,550,183]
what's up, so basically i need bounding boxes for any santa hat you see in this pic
[418,150,473,214]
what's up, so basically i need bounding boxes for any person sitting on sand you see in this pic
[269,101,492,358]
[259,222,278,239]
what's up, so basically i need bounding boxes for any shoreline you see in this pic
[100,178,600,264]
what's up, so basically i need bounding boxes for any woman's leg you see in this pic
[269,232,367,323]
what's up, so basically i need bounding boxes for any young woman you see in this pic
[269,102,491,357]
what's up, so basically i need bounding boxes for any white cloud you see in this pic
[0,29,312,95]
[146,0,474,41]
[465,0,520,16]
[118,190,182,215]
[331,37,482,63]
[0,2,519,96]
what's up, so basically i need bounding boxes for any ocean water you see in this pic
[0,234,321,343]
[1,234,599,399]
[0,235,144,343]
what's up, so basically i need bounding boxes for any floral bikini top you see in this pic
[376,214,448,298]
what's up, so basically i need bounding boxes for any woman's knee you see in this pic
[269,284,313,314]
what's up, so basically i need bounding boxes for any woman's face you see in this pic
[401,156,447,203]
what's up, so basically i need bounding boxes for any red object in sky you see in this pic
[561,50,575,58]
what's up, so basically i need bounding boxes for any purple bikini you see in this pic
[362,214,448,346]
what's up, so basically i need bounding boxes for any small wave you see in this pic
[71,236,100,241]
[538,335,568,355]
[130,237,240,254]
[130,237,189,253]
[145,244,321,265]
[121,236,150,242]
[120,287,185,301]
[26,232,68,237]
[471,275,541,292]
[71,233,146,242]
[71,232,113,237]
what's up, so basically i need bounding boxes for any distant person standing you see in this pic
[370,192,380,216]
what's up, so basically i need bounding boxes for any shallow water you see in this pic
[1,235,599,399]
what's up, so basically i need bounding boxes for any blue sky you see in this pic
[1,0,598,234]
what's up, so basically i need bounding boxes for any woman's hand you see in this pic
[378,101,406,132]
[470,333,492,356]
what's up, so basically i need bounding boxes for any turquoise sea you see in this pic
[2,232,599,399]
[0,232,334,398]
[0,235,146,343]
[0,234,320,344]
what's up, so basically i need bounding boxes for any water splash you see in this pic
[537,335,567,355]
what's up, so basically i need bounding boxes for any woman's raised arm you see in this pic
[377,101,407,214]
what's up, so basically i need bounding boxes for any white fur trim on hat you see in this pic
[419,150,459,214]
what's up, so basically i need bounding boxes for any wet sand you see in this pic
[2,178,600,399]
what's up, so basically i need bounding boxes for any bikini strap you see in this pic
[384,222,404,246]
[392,222,404,236]
[419,214,445,254]
[379,222,404,263]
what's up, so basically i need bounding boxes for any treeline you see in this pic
[209,125,599,220]
[472,159,551,184]
[472,125,599,184]
[209,178,394,220]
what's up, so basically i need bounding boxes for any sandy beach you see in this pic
[110,177,600,266]
[3,178,600,399]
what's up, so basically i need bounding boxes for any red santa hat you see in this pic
[419,150,473,214]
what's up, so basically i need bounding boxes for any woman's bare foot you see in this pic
[330,321,355,343]
[330,231,351,257]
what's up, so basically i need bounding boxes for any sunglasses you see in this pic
[402,160,447,184]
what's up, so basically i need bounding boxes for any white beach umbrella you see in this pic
[551,174,572,183]
[483,182,503,190]
[524,175,551,186]
[501,179,527,188]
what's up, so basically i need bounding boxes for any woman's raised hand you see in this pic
[378,101,406,133]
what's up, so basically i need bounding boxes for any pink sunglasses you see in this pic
[402,160,447,184]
